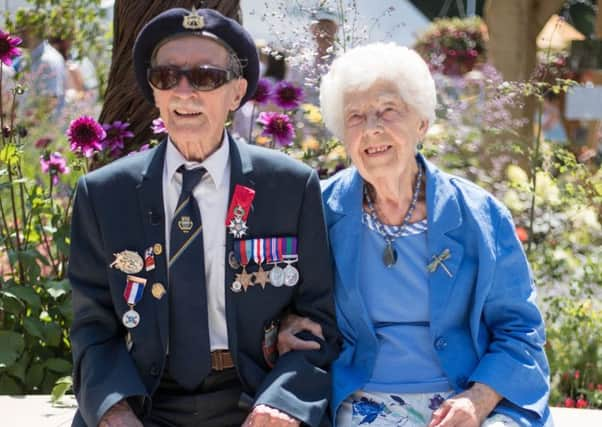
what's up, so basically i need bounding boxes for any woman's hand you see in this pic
[242,404,300,427]
[428,383,502,427]
[277,313,324,355]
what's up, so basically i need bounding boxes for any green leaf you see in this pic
[58,300,73,323]
[44,358,72,374]
[50,376,72,403]
[25,363,45,390]
[0,290,25,314]
[7,286,41,311]
[23,317,45,339]
[0,374,24,394]
[0,331,25,368]
[6,353,30,382]
[42,322,62,347]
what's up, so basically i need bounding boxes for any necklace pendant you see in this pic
[383,242,397,267]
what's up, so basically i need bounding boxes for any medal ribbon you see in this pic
[225,185,255,226]
[237,240,249,265]
[283,237,298,256]
[253,238,265,265]
[123,275,147,305]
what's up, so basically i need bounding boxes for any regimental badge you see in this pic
[153,243,163,256]
[228,251,241,270]
[182,7,205,30]
[110,250,144,274]
[151,282,166,299]
[178,216,194,233]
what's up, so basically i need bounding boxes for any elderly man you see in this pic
[69,8,338,427]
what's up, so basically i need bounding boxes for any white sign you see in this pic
[565,86,602,120]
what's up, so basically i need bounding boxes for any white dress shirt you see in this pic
[163,133,231,350]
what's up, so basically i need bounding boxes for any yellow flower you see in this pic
[326,144,347,162]
[535,171,560,206]
[255,135,270,146]
[302,103,322,124]
[506,164,528,188]
[301,136,320,152]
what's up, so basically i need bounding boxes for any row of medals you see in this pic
[229,253,299,293]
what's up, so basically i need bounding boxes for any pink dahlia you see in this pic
[257,112,295,146]
[273,81,304,110]
[102,120,134,157]
[67,116,106,158]
[40,152,70,185]
[0,30,22,66]
[251,78,273,105]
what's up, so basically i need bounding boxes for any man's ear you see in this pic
[418,120,429,137]
[230,78,248,111]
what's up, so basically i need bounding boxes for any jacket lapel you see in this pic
[325,168,375,342]
[136,140,169,351]
[224,135,254,364]
[422,156,465,324]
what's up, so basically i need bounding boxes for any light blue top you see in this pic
[359,217,450,393]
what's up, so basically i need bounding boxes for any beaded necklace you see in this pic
[364,163,424,267]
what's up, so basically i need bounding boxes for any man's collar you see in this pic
[165,132,230,188]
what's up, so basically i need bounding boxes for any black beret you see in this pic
[133,8,259,107]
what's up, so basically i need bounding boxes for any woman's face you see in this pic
[342,80,427,183]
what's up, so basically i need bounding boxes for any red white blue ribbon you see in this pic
[124,275,147,306]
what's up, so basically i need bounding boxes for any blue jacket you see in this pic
[322,156,552,426]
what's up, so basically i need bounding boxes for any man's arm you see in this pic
[69,177,148,426]
[250,170,340,427]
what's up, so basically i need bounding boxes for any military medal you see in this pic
[226,185,255,238]
[110,250,144,274]
[144,246,156,271]
[232,239,254,292]
[266,237,284,287]
[122,275,147,328]
[282,237,299,287]
[252,238,270,288]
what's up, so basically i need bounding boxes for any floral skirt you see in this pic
[336,390,519,427]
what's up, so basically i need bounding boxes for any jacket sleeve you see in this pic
[69,177,148,426]
[468,206,550,419]
[253,170,340,427]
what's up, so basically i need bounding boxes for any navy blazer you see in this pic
[322,156,552,426]
[69,136,338,426]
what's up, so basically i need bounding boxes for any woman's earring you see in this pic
[416,141,424,151]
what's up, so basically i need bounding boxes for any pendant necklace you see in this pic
[364,163,423,267]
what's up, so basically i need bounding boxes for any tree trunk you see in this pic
[98,1,241,152]
[484,0,565,167]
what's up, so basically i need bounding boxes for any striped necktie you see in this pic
[167,165,211,390]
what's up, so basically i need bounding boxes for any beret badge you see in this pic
[182,7,205,30]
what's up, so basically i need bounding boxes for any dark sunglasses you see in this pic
[147,65,238,91]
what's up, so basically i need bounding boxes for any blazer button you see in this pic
[150,365,160,377]
[434,337,448,351]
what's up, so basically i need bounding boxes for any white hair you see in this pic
[319,42,437,139]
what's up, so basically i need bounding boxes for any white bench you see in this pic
[1,395,600,426]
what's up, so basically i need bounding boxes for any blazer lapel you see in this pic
[136,140,169,351]
[224,135,254,364]
[325,168,375,342]
[422,156,465,324]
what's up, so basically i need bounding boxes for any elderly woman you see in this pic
[279,43,551,427]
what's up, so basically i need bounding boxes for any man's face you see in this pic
[151,36,247,161]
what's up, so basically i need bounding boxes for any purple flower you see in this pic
[151,118,167,134]
[251,78,273,105]
[67,116,106,158]
[0,30,22,66]
[40,152,70,185]
[273,81,304,110]
[102,120,134,158]
[127,143,151,156]
[257,112,295,146]
[428,394,445,411]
